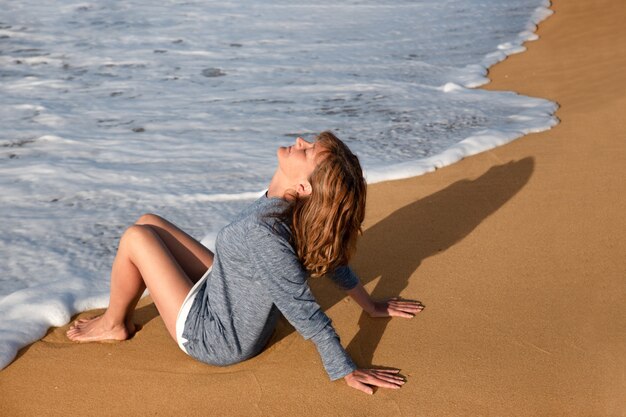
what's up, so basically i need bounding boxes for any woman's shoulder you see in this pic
[232,195,291,237]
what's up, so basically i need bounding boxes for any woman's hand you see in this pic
[344,368,406,394]
[367,297,424,318]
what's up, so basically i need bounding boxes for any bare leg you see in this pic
[67,224,196,342]
[134,213,214,284]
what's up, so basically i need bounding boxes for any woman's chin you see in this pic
[277,146,288,158]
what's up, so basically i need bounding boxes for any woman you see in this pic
[67,131,424,394]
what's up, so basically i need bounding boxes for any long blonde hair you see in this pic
[281,131,367,277]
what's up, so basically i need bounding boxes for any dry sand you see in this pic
[1,0,625,415]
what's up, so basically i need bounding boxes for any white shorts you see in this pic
[175,266,211,354]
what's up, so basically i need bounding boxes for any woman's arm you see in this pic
[345,282,376,313]
[345,282,424,318]
[249,224,357,380]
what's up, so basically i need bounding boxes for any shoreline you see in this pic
[2,0,625,415]
[364,0,557,184]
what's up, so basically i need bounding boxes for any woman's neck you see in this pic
[267,169,288,199]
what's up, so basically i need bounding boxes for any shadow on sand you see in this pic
[273,157,535,366]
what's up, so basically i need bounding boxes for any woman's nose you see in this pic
[296,137,310,148]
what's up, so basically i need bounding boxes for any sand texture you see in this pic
[1,0,625,415]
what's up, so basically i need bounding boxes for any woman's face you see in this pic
[276,136,324,184]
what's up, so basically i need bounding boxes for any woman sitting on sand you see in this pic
[67,131,424,394]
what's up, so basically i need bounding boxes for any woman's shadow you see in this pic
[303,157,535,366]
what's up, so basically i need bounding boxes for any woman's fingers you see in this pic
[368,368,401,374]
[368,371,406,385]
[367,368,403,380]
[354,380,374,395]
[391,305,423,312]
[355,370,404,389]
[345,369,406,394]
[388,299,425,318]
[388,305,424,318]
[369,298,424,318]
[388,309,415,318]
[389,300,424,308]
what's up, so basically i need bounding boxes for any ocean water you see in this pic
[0,0,556,369]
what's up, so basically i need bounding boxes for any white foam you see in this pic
[440,83,465,93]
[367,90,559,183]
[161,191,267,204]
[449,1,553,89]
[0,280,111,369]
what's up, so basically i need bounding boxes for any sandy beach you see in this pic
[1,0,625,415]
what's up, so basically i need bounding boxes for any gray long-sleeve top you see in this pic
[181,194,359,380]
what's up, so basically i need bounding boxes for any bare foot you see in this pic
[66,315,135,342]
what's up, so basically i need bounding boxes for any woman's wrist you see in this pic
[362,301,376,315]
[345,283,376,314]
